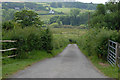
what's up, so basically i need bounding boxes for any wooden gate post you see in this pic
[117,43,120,80]
[117,43,120,66]
[116,43,120,65]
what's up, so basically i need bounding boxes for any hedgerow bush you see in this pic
[52,35,69,49]
[77,28,119,61]
[2,26,53,58]
[49,23,60,28]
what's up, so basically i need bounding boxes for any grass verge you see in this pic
[79,46,118,78]
[2,46,66,78]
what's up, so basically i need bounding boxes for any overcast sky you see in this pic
[76,0,109,4]
[1,0,109,4]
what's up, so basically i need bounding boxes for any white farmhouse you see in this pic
[49,10,55,14]
[15,7,20,10]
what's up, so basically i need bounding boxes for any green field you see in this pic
[36,10,49,15]
[37,7,94,22]
[51,8,94,14]
[37,3,50,7]
[51,28,86,41]
[51,28,86,37]
[51,8,71,14]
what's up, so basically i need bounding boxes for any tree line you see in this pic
[50,2,97,10]
[49,9,90,26]
[2,2,46,11]
[90,2,120,31]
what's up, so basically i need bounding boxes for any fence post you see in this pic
[117,43,120,80]
[116,43,119,65]
[117,43,120,66]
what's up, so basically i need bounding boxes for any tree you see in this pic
[57,3,62,8]
[2,21,15,30]
[2,9,15,22]
[14,10,43,27]
[106,2,118,12]
[49,9,89,26]
[90,2,119,31]
[70,9,80,26]
[70,9,80,17]
[50,2,57,8]
[118,2,120,31]
[96,4,106,15]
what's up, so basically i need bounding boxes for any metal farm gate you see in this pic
[107,40,120,67]
[107,40,120,79]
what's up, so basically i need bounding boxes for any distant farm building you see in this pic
[49,10,55,14]
[15,7,20,10]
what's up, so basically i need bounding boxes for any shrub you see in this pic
[2,27,53,58]
[52,35,69,49]
[69,39,76,43]
[49,23,59,28]
[77,28,119,61]
[14,10,43,27]
[2,21,15,30]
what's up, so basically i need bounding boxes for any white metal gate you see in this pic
[107,40,120,67]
